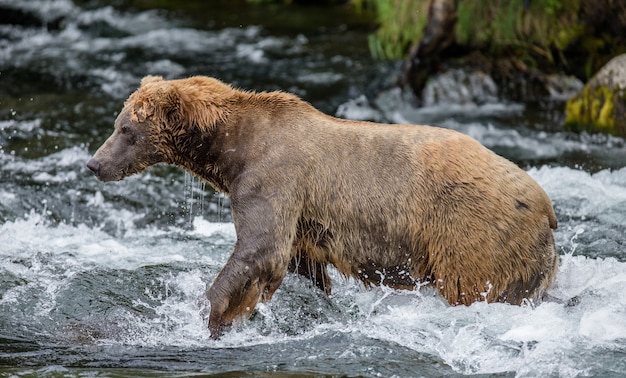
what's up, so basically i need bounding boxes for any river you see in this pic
[1,0,625,377]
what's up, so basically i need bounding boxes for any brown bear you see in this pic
[87,75,559,338]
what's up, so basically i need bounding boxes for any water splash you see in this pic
[0,0,624,374]
[1,202,625,376]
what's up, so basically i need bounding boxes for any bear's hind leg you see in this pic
[289,250,332,295]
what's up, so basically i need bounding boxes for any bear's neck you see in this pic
[167,123,230,193]
[167,90,313,194]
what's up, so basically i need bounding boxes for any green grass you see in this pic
[365,0,584,62]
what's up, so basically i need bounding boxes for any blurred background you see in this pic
[0,1,625,376]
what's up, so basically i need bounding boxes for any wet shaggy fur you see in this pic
[87,75,559,338]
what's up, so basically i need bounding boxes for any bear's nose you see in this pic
[86,159,101,174]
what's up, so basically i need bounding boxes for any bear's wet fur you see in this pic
[87,76,559,338]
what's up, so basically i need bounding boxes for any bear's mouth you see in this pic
[86,159,125,182]
[86,158,101,177]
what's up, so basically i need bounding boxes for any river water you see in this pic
[1,1,625,377]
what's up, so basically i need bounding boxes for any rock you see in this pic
[543,74,584,101]
[422,69,498,106]
[565,54,626,137]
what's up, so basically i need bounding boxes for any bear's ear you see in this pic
[131,81,182,125]
[130,79,182,124]
[140,75,164,87]
[132,86,182,124]
[133,99,154,123]
[152,84,183,124]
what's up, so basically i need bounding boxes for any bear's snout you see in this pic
[86,159,101,175]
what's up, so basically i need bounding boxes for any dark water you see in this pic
[1,1,626,377]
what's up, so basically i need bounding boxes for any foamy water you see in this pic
[1,0,625,376]
[0,145,625,376]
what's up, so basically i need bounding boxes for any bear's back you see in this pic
[288,114,558,304]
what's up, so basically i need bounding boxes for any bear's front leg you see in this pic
[206,254,286,338]
[205,191,296,339]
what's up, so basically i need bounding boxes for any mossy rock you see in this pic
[565,54,626,137]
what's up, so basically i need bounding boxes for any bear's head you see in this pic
[86,75,177,181]
[87,75,233,182]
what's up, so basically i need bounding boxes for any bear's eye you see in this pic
[120,125,130,134]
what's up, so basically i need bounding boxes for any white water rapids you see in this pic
[0,0,624,376]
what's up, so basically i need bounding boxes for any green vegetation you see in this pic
[362,0,625,81]
[207,0,622,84]
[238,0,619,76]
[565,85,622,135]
[367,0,584,61]
[455,0,582,62]
[366,0,429,60]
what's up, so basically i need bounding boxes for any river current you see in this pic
[1,1,625,377]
